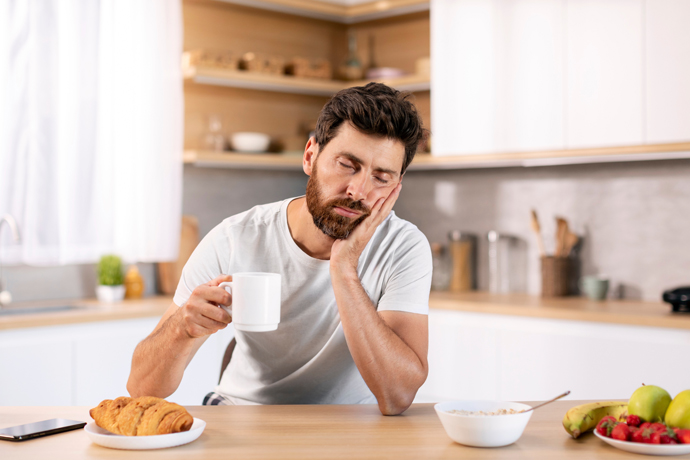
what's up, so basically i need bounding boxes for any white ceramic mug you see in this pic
[219,272,281,332]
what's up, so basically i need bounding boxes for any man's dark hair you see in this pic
[314,82,428,174]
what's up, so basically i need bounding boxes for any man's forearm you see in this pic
[127,314,201,398]
[331,268,427,415]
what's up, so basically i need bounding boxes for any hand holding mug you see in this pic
[177,275,233,339]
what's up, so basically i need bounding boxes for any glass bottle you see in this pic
[202,114,225,152]
[430,243,451,291]
[340,32,363,81]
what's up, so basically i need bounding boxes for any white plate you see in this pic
[84,418,205,450]
[594,430,690,456]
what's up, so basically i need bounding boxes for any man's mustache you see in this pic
[328,198,370,215]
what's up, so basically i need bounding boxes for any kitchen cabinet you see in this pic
[565,0,643,148]
[217,0,429,24]
[645,0,690,144]
[0,318,235,406]
[432,0,565,156]
[431,0,690,162]
[416,308,690,403]
[0,332,73,406]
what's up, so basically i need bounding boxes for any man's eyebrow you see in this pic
[339,152,399,177]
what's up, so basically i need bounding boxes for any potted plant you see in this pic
[96,255,125,302]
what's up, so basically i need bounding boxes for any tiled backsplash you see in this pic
[4,159,690,302]
[396,158,690,300]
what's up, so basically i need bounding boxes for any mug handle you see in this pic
[218,281,233,315]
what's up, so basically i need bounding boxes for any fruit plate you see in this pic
[594,430,690,456]
[84,418,205,450]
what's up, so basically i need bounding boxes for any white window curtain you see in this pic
[0,0,183,265]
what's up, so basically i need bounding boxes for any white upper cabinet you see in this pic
[432,0,565,155]
[565,0,643,148]
[432,0,690,156]
[645,0,690,144]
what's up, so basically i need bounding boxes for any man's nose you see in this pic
[346,173,370,202]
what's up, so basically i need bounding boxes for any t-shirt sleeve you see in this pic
[376,228,433,315]
[172,223,228,307]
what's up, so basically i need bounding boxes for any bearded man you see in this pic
[128,83,432,415]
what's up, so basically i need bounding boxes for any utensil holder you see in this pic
[541,256,569,297]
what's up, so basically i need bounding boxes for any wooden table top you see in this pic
[1,401,674,459]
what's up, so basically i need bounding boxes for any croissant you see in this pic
[90,396,194,436]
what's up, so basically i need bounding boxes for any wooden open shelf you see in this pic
[184,142,690,171]
[216,0,429,23]
[184,65,430,97]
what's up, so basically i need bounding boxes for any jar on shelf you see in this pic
[448,231,477,292]
[430,243,451,291]
[201,114,226,152]
[487,231,527,294]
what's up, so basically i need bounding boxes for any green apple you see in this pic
[628,384,672,423]
[665,390,690,429]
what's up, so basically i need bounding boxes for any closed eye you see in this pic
[374,176,389,184]
[339,162,355,170]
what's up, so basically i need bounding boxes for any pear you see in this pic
[628,384,672,423]
[665,390,690,429]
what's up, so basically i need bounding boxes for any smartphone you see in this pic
[0,418,86,442]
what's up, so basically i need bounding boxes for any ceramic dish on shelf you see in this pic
[594,430,690,456]
[231,132,270,153]
[83,418,206,450]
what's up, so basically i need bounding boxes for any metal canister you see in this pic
[487,231,524,293]
[448,231,477,292]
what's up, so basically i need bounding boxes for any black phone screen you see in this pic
[0,418,86,442]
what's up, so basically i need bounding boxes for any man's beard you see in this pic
[305,167,371,240]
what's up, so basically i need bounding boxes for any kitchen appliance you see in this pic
[662,286,690,312]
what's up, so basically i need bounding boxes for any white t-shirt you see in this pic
[173,197,432,405]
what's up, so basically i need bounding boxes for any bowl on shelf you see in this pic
[434,401,533,448]
[231,132,271,153]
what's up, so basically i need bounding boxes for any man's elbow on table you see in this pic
[377,391,417,416]
[376,374,427,416]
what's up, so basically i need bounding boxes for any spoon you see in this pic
[521,391,571,413]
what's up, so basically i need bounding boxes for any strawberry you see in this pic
[650,422,668,433]
[611,423,631,441]
[639,422,652,431]
[634,425,660,444]
[626,414,641,427]
[677,429,690,444]
[659,426,678,444]
[631,427,646,443]
[596,416,618,437]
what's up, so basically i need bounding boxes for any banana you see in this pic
[562,401,628,438]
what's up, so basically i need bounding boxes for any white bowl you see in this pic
[434,401,533,448]
[231,132,270,153]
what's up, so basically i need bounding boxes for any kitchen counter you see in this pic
[0,296,171,331]
[2,291,687,331]
[0,401,649,459]
[430,291,690,330]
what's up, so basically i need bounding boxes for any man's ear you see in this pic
[303,137,318,176]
